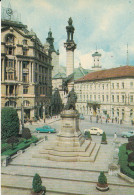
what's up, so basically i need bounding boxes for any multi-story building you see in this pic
[1,6,53,121]
[75,65,134,124]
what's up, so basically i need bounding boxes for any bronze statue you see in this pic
[64,88,77,110]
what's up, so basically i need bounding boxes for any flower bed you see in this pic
[1,136,38,157]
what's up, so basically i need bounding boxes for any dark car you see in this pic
[36,125,56,133]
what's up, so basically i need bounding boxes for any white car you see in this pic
[84,127,103,136]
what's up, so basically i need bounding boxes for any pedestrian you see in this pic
[114,132,117,141]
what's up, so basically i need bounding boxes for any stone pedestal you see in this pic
[33,109,100,162]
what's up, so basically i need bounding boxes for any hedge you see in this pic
[118,143,134,179]
[1,136,38,157]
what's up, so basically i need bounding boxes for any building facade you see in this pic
[1,6,53,121]
[75,66,134,124]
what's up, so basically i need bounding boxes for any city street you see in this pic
[25,115,134,139]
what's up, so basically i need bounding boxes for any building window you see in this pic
[23,49,27,56]
[130,95,133,103]
[6,34,14,43]
[107,84,108,89]
[102,84,104,90]
[98,95,100,100]
[94,95,96,101]
[130,109,133,118]
[7,47,13,55]
[117,109,119,117]
[5,101,16,107]
[23,100,30,107]
[23,62,28,68]
[23,39,27,45]
[102,95,104,102]
[117,83,119,89]
[112,108,114,117]
[8,60,13,67]
[117,95,119,102]
[112,83,114,89]
[23,86,28,94]
[90,95,92,100]
[122,95,125,103]
[23,73,28,82]
[130,82,133,87]
[8,72,14,80]
[106,95,108,102]
[112,95,114,102]
[122,82,124,89]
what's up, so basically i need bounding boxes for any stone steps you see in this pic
[43,140,91,152]
[33,142,100,162]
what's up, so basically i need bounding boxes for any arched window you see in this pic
[23,100,30,107]
[5,101,16,108]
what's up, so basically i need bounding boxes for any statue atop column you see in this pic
[64,88,77,110]
[66,17,75,42]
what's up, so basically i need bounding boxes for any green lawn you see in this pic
[1,136,38,157]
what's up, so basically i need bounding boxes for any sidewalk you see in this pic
[25,116,61,126]
[1,136,134,195]
[84,115,134,129]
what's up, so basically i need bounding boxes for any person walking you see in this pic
[114,132,117,141]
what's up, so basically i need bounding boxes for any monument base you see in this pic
[33,109,100,162]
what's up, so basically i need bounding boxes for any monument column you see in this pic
[64,17,76,92]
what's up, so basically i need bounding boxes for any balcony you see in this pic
[87,100,101,105]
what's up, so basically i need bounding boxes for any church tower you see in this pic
[45,29,60,77]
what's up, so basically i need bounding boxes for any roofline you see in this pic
[75,76,134,83]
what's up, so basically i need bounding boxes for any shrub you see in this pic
[7,136,19,149]
[101,132,107,142]
[32,173,42,193]
[98,171,107,184]
[22,128,32,139]
[84,131,91,139]
[1,107,20,140]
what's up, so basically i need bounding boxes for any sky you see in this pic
[2,0,134,69]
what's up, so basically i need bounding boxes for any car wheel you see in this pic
[97,132,100,136]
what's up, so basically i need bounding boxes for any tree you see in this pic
[98,171,107,185]
[22,128,32,139]
[7,136,19,149]
[1,107,20,140]
[32,173,42,193]
[101,132,107,144]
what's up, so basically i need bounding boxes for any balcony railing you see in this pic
[87,100,101,105]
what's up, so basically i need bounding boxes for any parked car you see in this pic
[84,127,103,136]
[36,125,56,133]
[79,114,85,120]
[121,131,134,138]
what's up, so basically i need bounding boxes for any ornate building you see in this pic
[75,65,134,124]
[1,5,53,121]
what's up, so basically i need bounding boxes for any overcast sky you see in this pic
[2,0,134,69]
